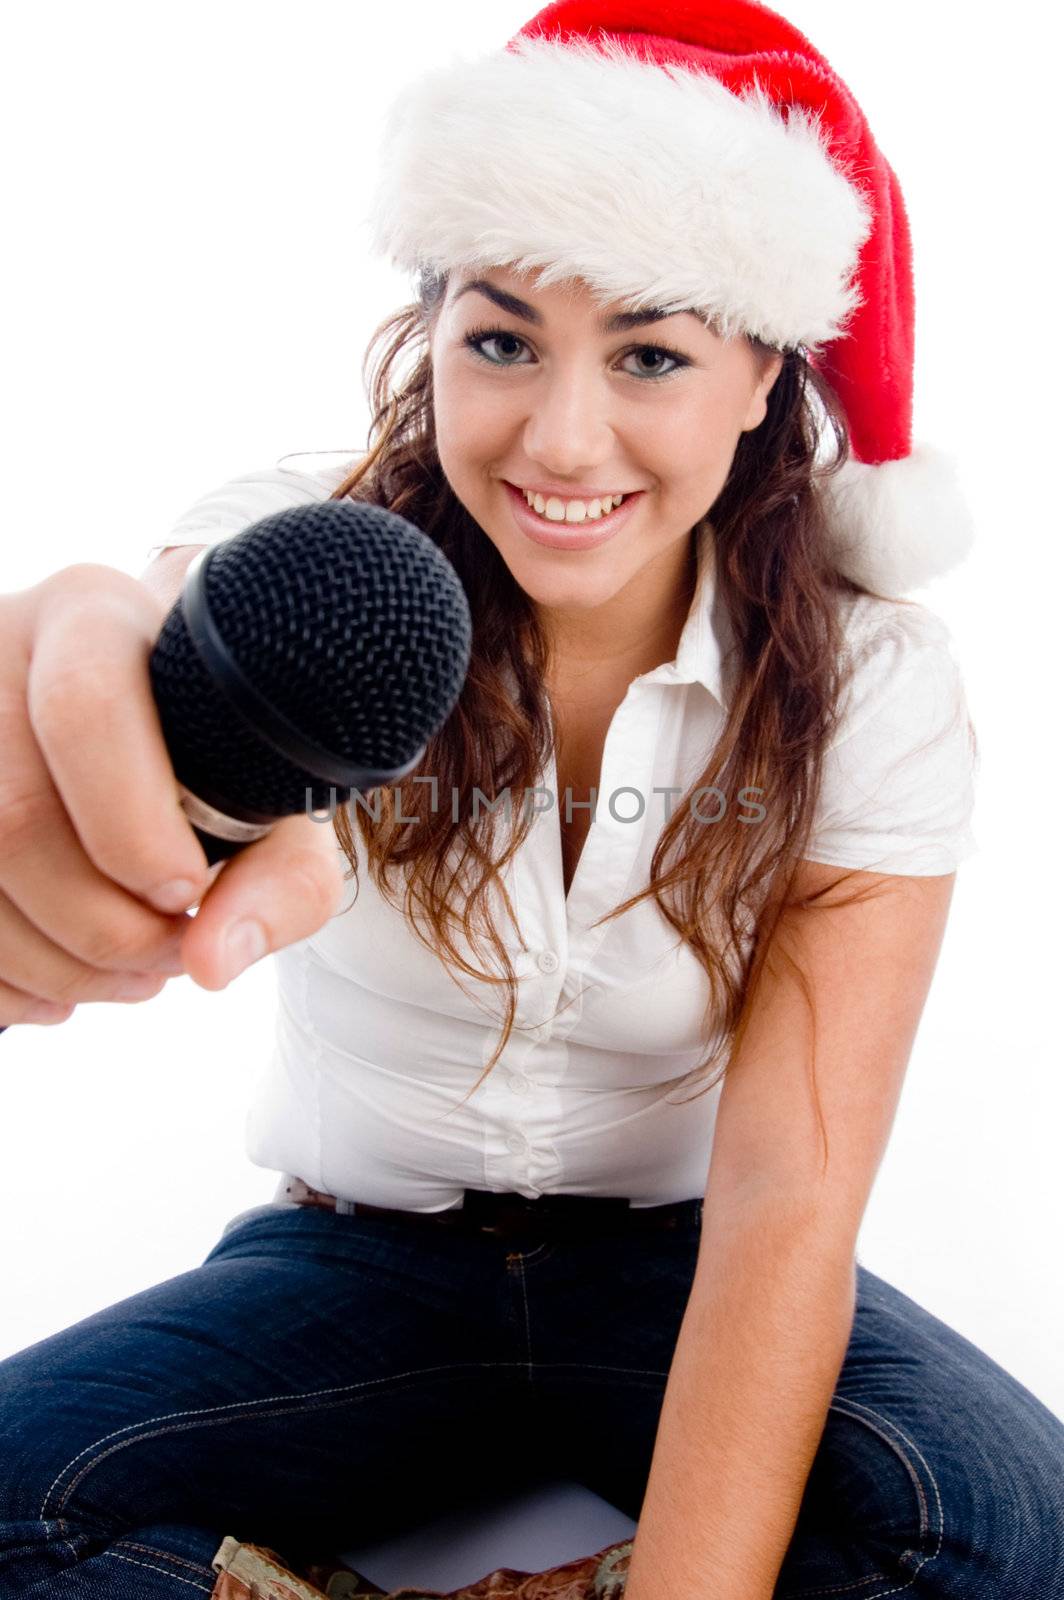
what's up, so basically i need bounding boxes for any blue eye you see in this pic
[461,324,690,382]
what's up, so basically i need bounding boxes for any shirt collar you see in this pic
[638,521,732,710]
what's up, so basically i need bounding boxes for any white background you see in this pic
[1,0,1061,1440]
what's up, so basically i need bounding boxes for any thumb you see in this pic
[179,811,347,992]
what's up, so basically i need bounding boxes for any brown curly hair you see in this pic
[323,267,904,1130]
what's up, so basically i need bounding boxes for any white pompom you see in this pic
[817,444,977,593]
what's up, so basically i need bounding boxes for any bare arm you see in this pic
[622,1201,855,1599]
[622,862,956,1600]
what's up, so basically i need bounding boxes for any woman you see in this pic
[1,3,1062,1597]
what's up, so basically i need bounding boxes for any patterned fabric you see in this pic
[209,1533,633,1599]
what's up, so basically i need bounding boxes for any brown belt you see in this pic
[277,1174,699,1241]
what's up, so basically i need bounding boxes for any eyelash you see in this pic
[461,323,691,383]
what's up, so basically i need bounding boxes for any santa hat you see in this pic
[363,0,975,594]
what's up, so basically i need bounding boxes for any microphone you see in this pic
[150,498,473,864]
[0,498,472,1034]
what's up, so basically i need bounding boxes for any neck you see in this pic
[539,534,699,689]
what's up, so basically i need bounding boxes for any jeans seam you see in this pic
[58,1513,93,1568]
[832,1396,945,1553]
[113,1538,219,1578]
[40,1358,522,1521]
[1,1523,79,1567]
[510,1253,533,1378]
[101,1549,214,1592]
[508,1240,556,1267]
[527,1361,672,1378]
[787,1396,945,1600]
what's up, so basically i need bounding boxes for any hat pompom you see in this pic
[817,444,976,594]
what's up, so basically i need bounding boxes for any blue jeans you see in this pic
[0,1199,1062,1597]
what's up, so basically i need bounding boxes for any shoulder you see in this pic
[210,449,365,513]
[151,450,366,560]
[830,592,966,751]
[802,593,979,875]
[835,591,957,675]
[271,449,367,496]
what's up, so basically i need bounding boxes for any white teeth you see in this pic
[523,489,625,523]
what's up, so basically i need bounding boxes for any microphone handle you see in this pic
[191,824,247,866]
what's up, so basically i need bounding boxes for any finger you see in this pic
[25,571,211,914]
[0,978,76,1026]
[0,888,176,1022]
[180,813,346,992]
[0,673,195,977]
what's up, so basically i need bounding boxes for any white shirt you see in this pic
[155,450,979,1210]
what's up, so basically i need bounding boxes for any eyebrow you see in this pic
[453,278,702,333]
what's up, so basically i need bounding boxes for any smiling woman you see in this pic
[2,3,1060,1599]
[315,254,976,1116]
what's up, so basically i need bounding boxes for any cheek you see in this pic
[644,404,740,495]
[432,368,507,463]
[430,375,499,522]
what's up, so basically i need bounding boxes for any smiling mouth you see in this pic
[506,482,637,525]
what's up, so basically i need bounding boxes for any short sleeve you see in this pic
[144,450,364,562]
[803,601,980,875]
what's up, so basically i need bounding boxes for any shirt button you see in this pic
[536,950,559,974]
[506,1134,527,1154]
[507,1073,530,1095]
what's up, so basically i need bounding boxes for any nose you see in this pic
[521,361,616,481]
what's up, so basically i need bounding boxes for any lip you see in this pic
[503,480,644,551]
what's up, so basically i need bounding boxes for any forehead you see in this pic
[450,268,708,336]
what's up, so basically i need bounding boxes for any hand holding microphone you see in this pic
[0,501,472,1032]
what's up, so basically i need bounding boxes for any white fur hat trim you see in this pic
[362,34,874,353]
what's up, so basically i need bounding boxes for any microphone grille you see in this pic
[149,499,472,818]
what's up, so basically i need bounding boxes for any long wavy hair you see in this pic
[323,266,910,1148]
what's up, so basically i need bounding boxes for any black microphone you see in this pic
[0,499,472,1034]
[149,497,472,864]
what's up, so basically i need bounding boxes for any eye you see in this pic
[463,326,531,367]
[461,324,690,382]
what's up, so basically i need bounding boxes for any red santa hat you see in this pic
[363,0,975,594]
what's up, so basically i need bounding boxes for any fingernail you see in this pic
[220,919,268,983]
[149,878,198,914]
